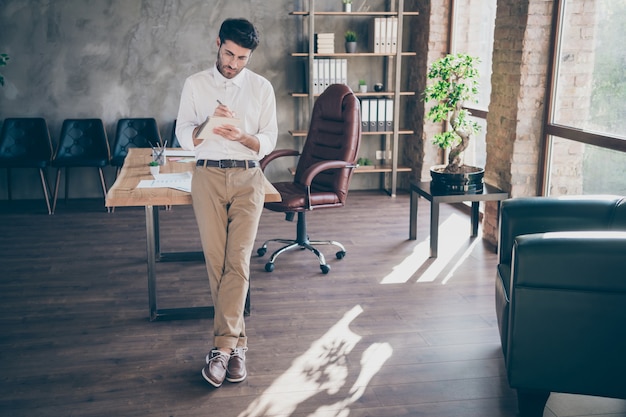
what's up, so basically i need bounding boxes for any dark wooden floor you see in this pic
[1,191,625,417]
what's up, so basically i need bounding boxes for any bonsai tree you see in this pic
[423,53,481,174]
[0,53,9,86]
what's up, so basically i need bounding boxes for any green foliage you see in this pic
[590,1,626,133]
[148,160,159,166]
[342,0,352,4]
[422,53,481,171]
[344,30,357,42]
[0,53,9,87]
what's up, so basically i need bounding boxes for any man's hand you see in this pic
[213,124,260,152]
[214,102,236,118]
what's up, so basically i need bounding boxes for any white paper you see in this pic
[196,116,242,140]
[165,149,195,157]
[136,172,192,193]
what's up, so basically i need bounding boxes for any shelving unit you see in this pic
[289,0,418,196]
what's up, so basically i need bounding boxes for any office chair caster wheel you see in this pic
[320,264,331,274]
[265,262,274,272]
[336,251,346,259]
[257,247,267,257]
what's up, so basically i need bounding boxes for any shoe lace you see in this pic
[209,349,228,363]
[231,346,248,359]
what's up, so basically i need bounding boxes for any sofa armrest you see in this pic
[513,231,626,291]
[505,231,626,399]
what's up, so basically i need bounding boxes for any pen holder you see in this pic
[152,149,166,166]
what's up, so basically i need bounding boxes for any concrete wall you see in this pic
[1,0,397,200]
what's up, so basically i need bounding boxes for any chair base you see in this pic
[257,212,346,274]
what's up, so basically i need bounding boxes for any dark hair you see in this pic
[218,18,260,51]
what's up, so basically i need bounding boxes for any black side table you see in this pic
[409,181,509,257]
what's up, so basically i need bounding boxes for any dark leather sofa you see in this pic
[495,195,626,416]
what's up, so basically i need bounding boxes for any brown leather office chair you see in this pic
[257,84,361,274]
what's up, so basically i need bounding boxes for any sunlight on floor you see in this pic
[238,305,393,417]
[380,213,468,285]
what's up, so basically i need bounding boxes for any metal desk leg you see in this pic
[471,201,480,237]
[145,205,158,321]
[143,205,249,321]
[430,201,439,258]
[409,188,418,240]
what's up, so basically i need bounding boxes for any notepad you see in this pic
[196,116,242,140]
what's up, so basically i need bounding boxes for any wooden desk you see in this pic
[409,181,508,258]
[106,148,280,321]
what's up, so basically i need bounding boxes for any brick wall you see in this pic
[482,0,554,246]
[404,0,449,184]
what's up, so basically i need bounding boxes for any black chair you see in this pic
[169,119,181,148]
[257,84,361,274]
[0,118,54,214]
[51,118,110,213]
[110,118,162,177]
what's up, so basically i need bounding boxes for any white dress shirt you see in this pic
[176,65,278,160]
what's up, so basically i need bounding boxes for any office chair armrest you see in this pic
[260,149,300,171]
[300,160,355,210]
[299,160,354,186]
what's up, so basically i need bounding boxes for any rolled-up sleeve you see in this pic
[175,78,199,151]
[254,82,278,159]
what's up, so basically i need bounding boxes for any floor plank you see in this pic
[1,192,625,417]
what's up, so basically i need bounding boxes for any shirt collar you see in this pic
[211,64,245,88]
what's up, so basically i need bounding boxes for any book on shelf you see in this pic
[311,58,347,94]
[314,33,335,54]
[368,99,377,131]
[361,99,370,132]
[370,17,398,54]
[359,98,394,132]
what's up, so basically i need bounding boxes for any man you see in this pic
[175,18,278,388]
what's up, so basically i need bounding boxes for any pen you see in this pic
[217,99,224,106]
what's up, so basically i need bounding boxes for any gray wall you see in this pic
[2,0,390,200]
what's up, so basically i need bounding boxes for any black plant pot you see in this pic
[430,164,484,194]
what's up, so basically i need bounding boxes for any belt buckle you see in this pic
[219,159,237,168]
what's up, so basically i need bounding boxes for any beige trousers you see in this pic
[191,166,265,350]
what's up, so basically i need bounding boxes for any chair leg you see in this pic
[6,168,12,201]
[98,167,108,212]
[38,168,52,215]
[52,168,62,214]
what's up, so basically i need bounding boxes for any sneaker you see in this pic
[201,349,229,388]
[226,346,248,383]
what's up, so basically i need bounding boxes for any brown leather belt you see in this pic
[196,159,259,169]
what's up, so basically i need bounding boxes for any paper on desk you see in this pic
[137,172,192,193]
[165,149,195,157]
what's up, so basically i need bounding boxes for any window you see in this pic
[449,0,497,169]
[545,0,626,196]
